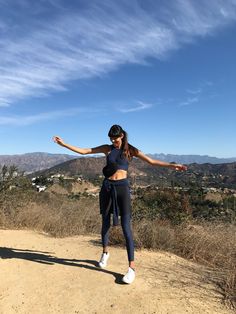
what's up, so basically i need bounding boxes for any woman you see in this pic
[53,125,187,284]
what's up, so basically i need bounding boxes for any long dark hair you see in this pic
[108,125,138,160]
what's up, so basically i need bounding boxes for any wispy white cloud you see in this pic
[184,79,215,105]
[186,88,202,95]
[179,97,199,107]
[118,101,153,113]
[168,0,236,37]
[0,107,101,126]
[0,0,236,106]
[203,80,214,86]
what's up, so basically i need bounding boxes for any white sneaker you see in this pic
[122,267,135,284]
[98,252,110,268]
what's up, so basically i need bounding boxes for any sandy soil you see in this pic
[0,229,233,314]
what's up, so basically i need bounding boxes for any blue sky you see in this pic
[0,0,236,157]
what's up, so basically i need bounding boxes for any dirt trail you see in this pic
[0,230,233,314]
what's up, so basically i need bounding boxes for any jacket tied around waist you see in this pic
[99,178,130,226]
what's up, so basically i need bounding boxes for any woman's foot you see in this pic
[122,267,135,284]
[98,252,110,268]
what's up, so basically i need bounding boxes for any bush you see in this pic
[132,188,191,224]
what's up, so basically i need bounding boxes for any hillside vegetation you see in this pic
[30,157,236,190]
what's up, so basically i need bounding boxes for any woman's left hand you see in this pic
[172,164,188,171]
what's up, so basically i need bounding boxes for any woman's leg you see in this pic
[118,185,135,268]
[100,185,111,252]
[120,213,135,268]
[98,183,112,268]
[101,212,111,252]
[99,212,111,268]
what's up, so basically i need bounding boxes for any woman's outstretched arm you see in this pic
[53,136,110,155]
[134,150,187,171]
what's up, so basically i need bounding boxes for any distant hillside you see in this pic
[0,152,77,173]
[1,152,236,174]
[148,153,236,164]
[33,157,236,189]
[33,156,105,178]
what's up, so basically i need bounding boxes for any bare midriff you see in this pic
[108,169,127,180]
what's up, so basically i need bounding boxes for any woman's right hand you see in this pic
[53,136,65,146]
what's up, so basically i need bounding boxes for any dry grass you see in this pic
[130,220,236,309]
[0,190,235,308]
[176,223,236,309]
[0,191,100,237]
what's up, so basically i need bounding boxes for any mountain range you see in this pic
[0,152,236,173]
[33,155,236,189]
[0,152,76,173]
[149,153,236,165]
[1,152,236,188]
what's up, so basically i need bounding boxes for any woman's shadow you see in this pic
[0,247,125,284]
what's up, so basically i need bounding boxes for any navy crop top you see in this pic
[106,145,129,171]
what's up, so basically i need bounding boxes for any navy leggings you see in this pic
[100,182,134,262]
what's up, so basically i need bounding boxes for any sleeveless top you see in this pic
[106,145,129,171]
